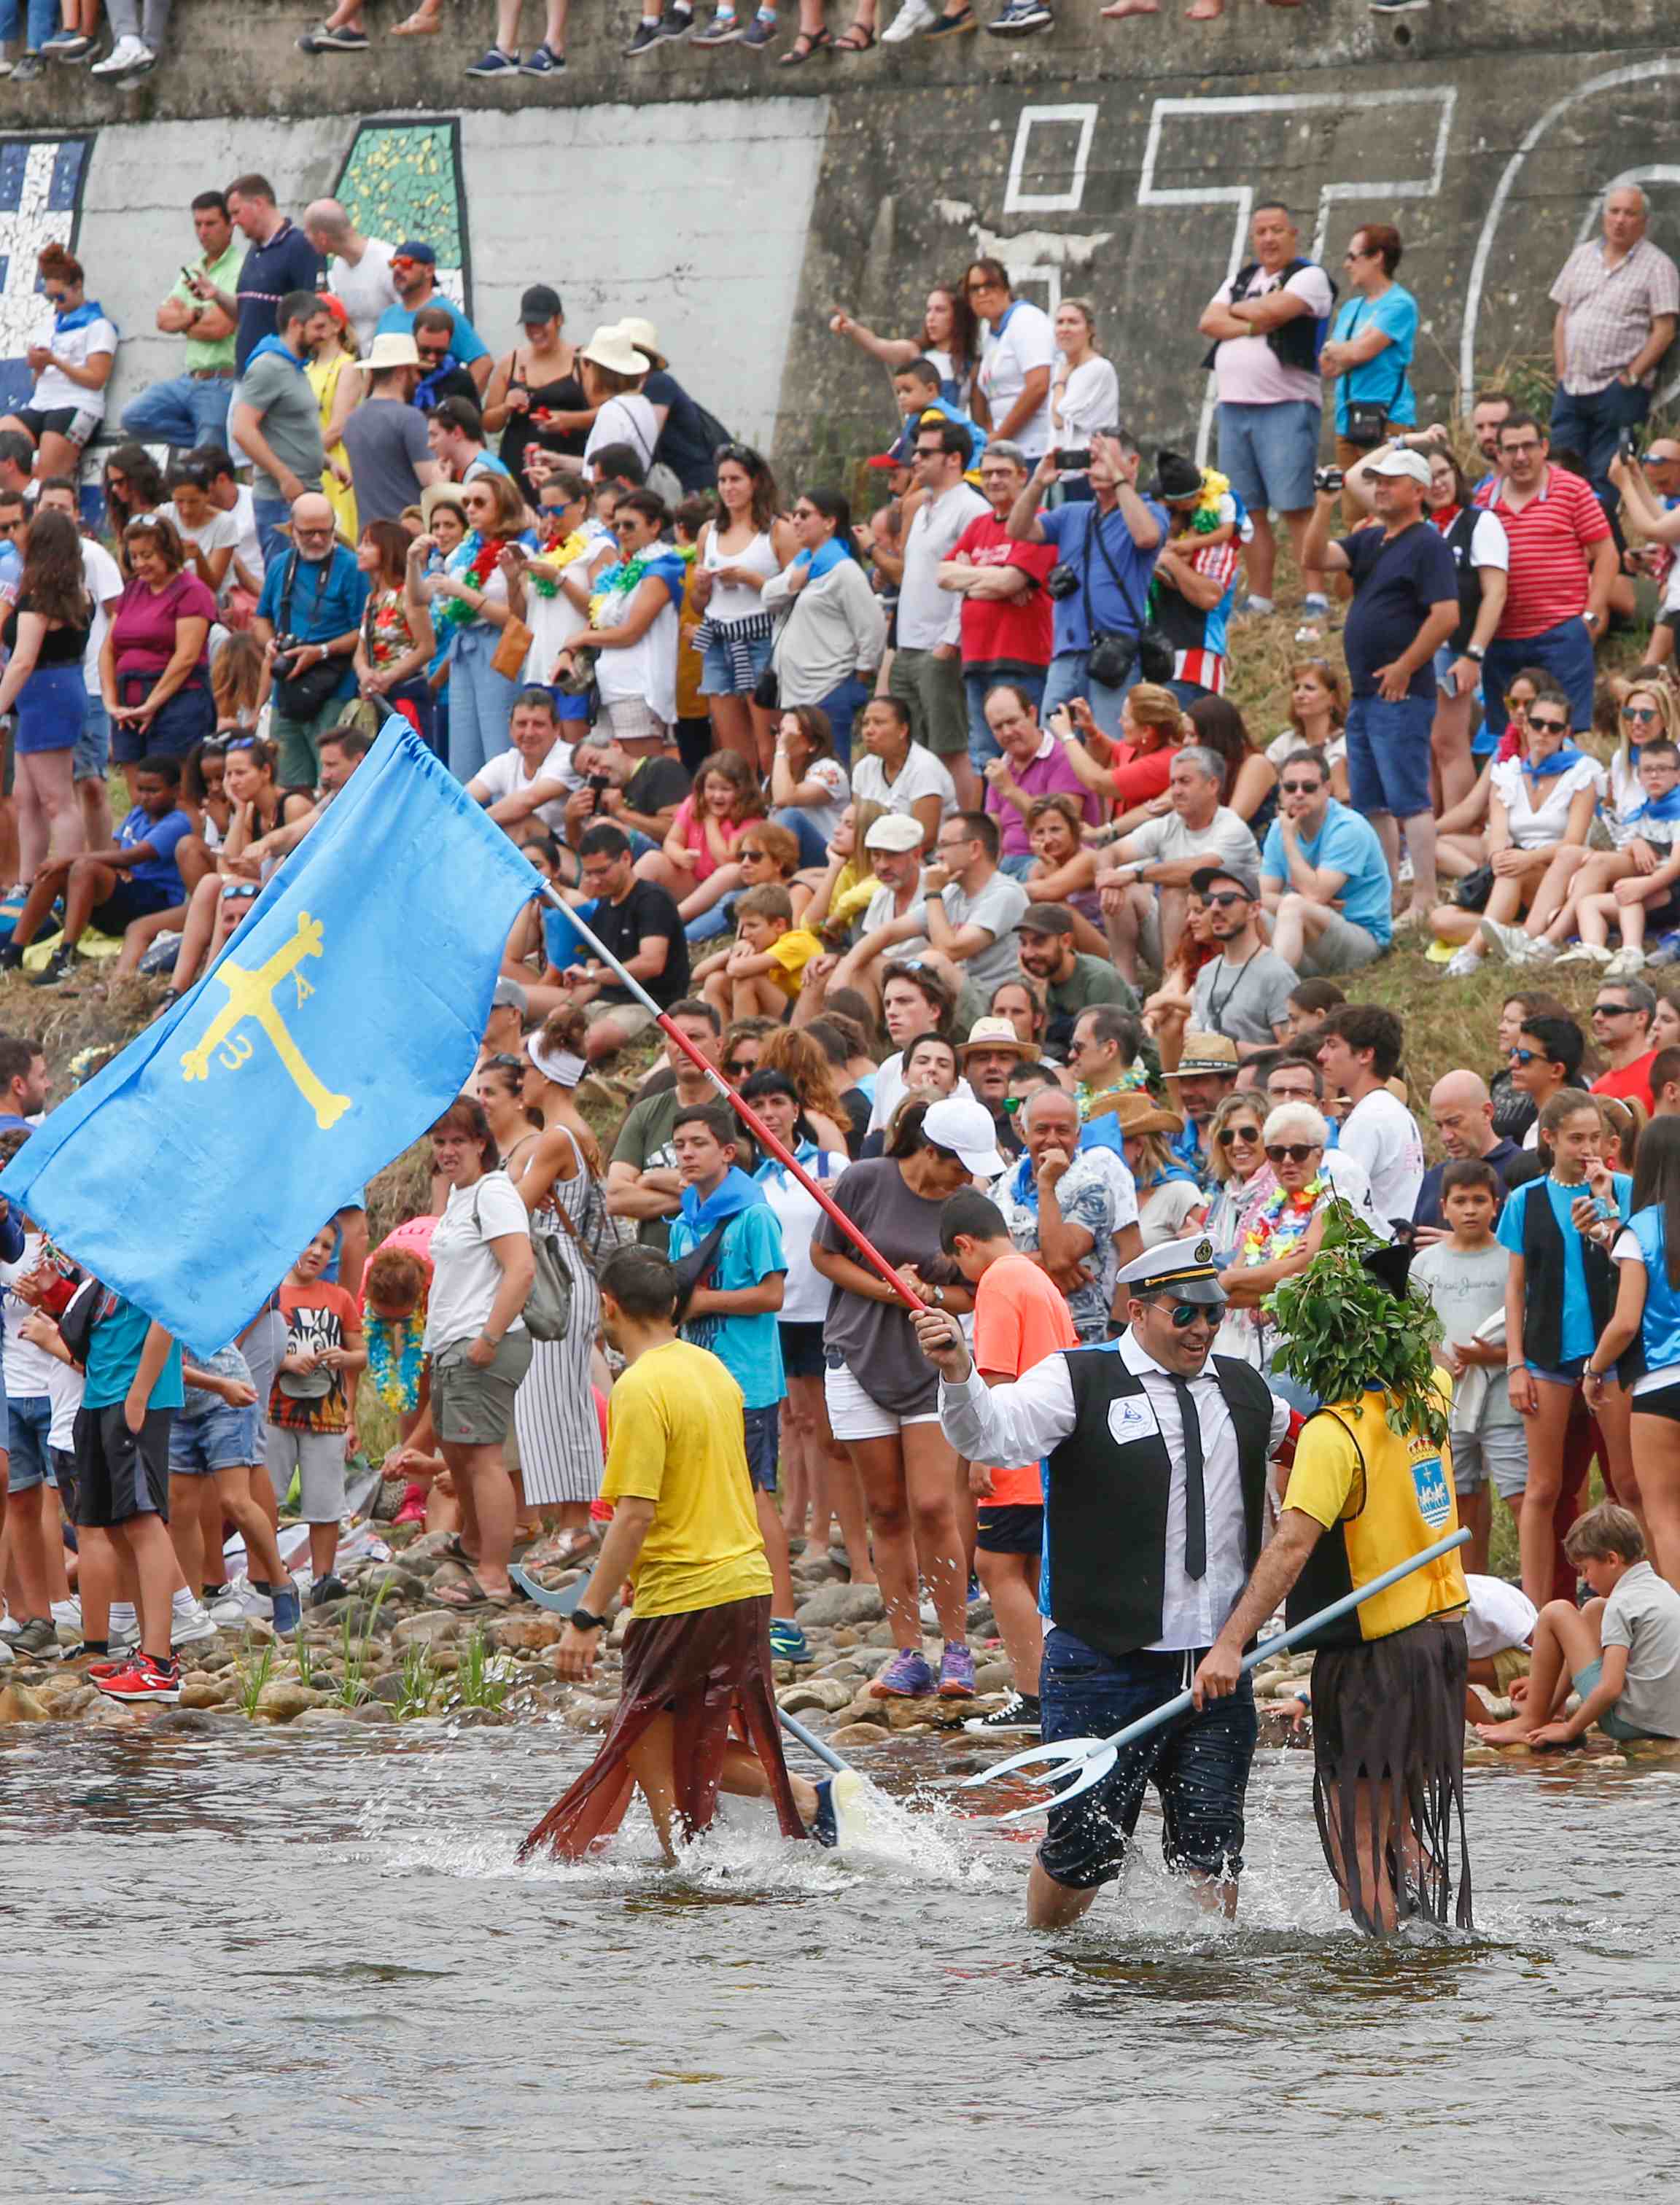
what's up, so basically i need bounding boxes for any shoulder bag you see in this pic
[274,552,349,718]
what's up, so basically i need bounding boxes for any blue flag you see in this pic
[1,720,540,1356]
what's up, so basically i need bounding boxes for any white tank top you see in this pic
[702,524,779,624]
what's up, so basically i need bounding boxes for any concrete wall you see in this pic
[0,0,1673,474]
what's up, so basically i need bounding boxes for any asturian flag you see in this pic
[0,720,540,1356]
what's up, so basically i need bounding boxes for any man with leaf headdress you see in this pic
[1191,1220,1473,1934]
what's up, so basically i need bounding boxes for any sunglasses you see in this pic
[1265,1143,1320,1164]
[738,847,768,861]
[1149,1298,1211,1329]
[723,1059,752,1077]
[1280,779,1321,796]
[1508,1046,1539,1065]
[1624,705,1661,722]
[1592,1003,1638,1018]
[1216,1125,1261,1146]
[1526,717,1568,734]
[1205,890,1250,910]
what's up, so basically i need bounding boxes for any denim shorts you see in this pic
[700,629,774,698]
[1216,398,1322,516]
[742,1401,780,1493]
[74,692,111,782]
[169,1399,260,1476]
[5,1393,55,1493]
[1036,1630,1259,1891]
[1345,692,1435,819]
[1573,1657,1673,1743]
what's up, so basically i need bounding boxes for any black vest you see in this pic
[1200,257,1337,379]
[1047,1345,1276,1659]
[1517,1176,1641,1380]
[1442,505,1485,655]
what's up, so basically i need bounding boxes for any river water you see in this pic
[2,1721,1673,2203]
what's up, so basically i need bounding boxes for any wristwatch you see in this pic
[1465,645,1486,663]
[930,1284,946,1309]
[571,1608,608,1633]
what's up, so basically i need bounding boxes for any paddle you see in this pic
[540,884,928,1313]
[958,1527,1471,1823]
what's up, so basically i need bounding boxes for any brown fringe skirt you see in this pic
[520,1592,806,1862]
[1309,1614,1472,1934]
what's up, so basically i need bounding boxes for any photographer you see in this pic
[1302,448,1458,925]
[1005,427,1165,742]
[252,489,368,788]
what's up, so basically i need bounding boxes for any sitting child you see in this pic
[696,884,822,1024]
[1566,736,1680,978]
[1477,1502,1680,1747]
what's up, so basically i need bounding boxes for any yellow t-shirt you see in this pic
[826,865,880,938]
[763,927,823,999]
[600,1338,771,1619]
[1282,1374,1469,1643]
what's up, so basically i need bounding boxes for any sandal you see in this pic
[833,18,875,44]
[429,1568,517,1610]
[778,23,831,58]
[391,7,440,28]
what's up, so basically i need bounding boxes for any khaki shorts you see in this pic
[583,999,658,1046]
[1492,1645,1531,1692]
[431,1331,533,1448]
[1299,911,1384,977]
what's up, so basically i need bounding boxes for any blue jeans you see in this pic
[1549,377,1650,510]
[770,804,830,868]
[0,0,59,47]
[963,664,1046,772]
[447,623,518,782]
[252,494,292,578]
[1483,615,1598,734]
[816,672,871,767]
[120,373,233,454]
[1041,648,1131,741]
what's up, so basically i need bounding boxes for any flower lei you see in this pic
[1240,1171,1327,1263]
[1188,467,1232,535]
[432,532,506,634]
[524,529,592,599]
[365,1301,427,1415]
[588,553,655,628]
[1076,1067,1150,1119]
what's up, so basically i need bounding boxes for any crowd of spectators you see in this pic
[0,155,1678,1718]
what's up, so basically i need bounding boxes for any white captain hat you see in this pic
[1115,1233,1227,1307]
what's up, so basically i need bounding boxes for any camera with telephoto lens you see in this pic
[1313,466,1345,496]
[270,631,302,680]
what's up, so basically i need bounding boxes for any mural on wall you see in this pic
[332,118,471,320]
[0,135,93,419]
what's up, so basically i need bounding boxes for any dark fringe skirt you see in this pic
[1309,1615,1472,1935]
[519,1592,806,1861]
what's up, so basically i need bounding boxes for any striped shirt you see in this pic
[1481,467,1610,639]
[1161,538,1240,695]
[1550,236,1680,393]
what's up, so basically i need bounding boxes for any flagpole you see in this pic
[537,883,928,1314]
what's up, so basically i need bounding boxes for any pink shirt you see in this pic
[671,794,750,882]
[1211,264,1334,408]
[984,734,1105,858]
[110,570,217,678]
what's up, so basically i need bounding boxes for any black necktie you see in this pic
[1169,1374,1207,1581]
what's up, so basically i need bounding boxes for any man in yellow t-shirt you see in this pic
[1191,1242,1473,1935]
[521,1247,837,1865]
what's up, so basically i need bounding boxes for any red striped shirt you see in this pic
[1479,467,1609,639]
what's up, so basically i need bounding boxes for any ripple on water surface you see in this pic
[1,1722,1675,2202]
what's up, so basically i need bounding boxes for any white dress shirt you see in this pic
[938,1331,1291,1651]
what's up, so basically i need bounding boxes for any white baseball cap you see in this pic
[1366,447,1431,486]
[922,1096,1007,1178]
[864,813,927,854]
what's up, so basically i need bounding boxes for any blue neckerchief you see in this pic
[596,546,687,609]
[1522,742,1587,782]
[1631,785,1680,824]
[679,1164,766,1232]
[245,332,306,373]
[993,302,1022,337]
[1009,1152,1040,1213]
[55,298,109,336]
[755,1140,828,1191]
[414,354,462,410]
[794,540,850,583]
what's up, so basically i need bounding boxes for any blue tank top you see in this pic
[1626,1205,1680,1379]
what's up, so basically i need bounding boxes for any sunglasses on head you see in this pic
[1216,1124,1261,1146]
[1265,1142,1319,1164]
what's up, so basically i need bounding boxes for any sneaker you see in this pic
[654,0,696,31]
[11,52,42,79]
[925,4,976,31]
[1605,945,1648,980]
[93,1654,181,1705]
[868,1646,936,1698]
[51,1596,82,1645]
[310,1573,349,1608]
[28,943,78,988]
[9,1617,58,1657]
[881,0,937,37]
[271,1583,303,1639]
[1479,917,1537,964]
[298,21,369,48]
[209,1572,272,1622]
[1369,0,1430,12]
[42,27,93,55]
[692,11,742,39]
[464,42,519,71]
[0,943,24,972]
[769,1617,811,1661]
[963,1690,1041,1735]
[741,10,777,44]
[624,18,664,52]
[938,1642,976,1698]
[1553,941,1612,967]
[1444,948,1482,979]
[1523,938,1559,965]
[90,33,150,71]
[1234,594,1275,620]
[106,1614,141,1655]
[987,0,1052,29]
[521,39,564,69]
[1647,937,1680,970]
[171,1598,218,1647]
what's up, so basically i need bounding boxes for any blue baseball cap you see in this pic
[393,241,436,266]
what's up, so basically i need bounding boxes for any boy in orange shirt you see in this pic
[271,1223,366,1606]
[939,1189,1078,1738]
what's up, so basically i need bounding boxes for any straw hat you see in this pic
[580,324,648,378]
[421,481,468,527]
[958,1016,1037,1061]
[1086,1089,1183,1138]
[614,315,668,370]
[1162,1032,1240,1079]
[365,330,420,372]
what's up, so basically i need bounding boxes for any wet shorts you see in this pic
[73,1403,171,1528]
[1036,1630,1258,1892]
[1573,1657,1676,1743]
[976,1502,1043,1556]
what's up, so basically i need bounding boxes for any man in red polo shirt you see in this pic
[1477,410,1617,733]
[939,438,1055,775]
[1587,979,1659,1113]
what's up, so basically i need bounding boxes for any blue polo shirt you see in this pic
[116,804,193,898]
[376,298,490,366]
[234,219,327,370]
[1329,284,1418,435]
[1260,798,1393,945]
[256,545,369,704]
[1036,498,1166,656]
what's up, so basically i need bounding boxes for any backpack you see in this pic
[470,1179,571,1344]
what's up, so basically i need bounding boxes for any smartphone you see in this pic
[1054,448,1092,472]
